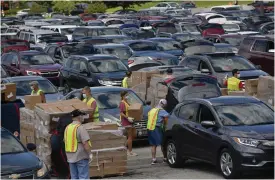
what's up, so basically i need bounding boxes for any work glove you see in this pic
[89,154,93,164]
[128,117,134,123]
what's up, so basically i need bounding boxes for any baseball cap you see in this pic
[71,109,86,117]
[159,99,167,105]
[29,81,39,86]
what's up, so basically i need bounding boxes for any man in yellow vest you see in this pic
[224,69,244,91]
[122,71,132,88]
[147,99,169,165]
[64,109,92,179]
[29,81,46,103]
[82,86,99,122]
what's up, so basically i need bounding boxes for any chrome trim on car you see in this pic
[241,161,273,167]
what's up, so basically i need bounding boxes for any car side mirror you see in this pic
[255,65,262,70]
[201,68,210,74]
[26,143,36,151]
[145,100,151,105]
[201,121,216,128]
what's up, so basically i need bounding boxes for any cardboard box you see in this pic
[141,71,159,88]
[128,103,143,121]
[24,95,42,110]
[1,83,16,102]
[131,72,143,86]
[135,92,146,101]
[89,164,104,177]
[257,76,274,96]
[228,91,246,96]
[84,122,118,130]
[36,104,63,113]
[245,79,258,96]
[220,88,228,96]
[56,105,75,113]
[156,84,168,98]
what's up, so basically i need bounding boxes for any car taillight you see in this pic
[192,83,205,87]
[128,59,134,65]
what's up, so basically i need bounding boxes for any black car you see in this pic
[163,96,274,178]
[44,42,96,65]
[162,73,222,113]
[60,54,129,93]
[1,128,50,179]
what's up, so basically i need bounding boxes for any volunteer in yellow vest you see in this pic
[64,109,92,179]
[82,86,99,122]
[122,71,132,88]
[29,81,46,103]
[147,99,169,165]
[224,69,244,91]
[119,91,137,156]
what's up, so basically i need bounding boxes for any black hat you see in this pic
[71,109,86,117]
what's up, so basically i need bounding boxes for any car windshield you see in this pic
[215,45,236,53]
[102,47,132,60]
[111,37,131,43]
[223,37,242,47]
[21,54,55,65]
[222,24,239,31]
[1,130,25,154]
[93,90,143,109]
[37,34,60,43]
[14,80,57,96]
[215,103,274,126]
[169,3,179,7]
[89,59,127,73]
[181,24,199,32]
[156,40,181,51]
[174,34,201,42]
[98,28,121,36]
[62,44,95,58]
[60,28,75,35]
[129,42,157,51]
[209,56,255,72]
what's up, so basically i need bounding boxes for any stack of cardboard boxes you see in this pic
[128,71,168,107]
[221,76,274,106]
[1,83,16,102]
[83,122,127,177]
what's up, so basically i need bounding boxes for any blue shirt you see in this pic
[156,108,169,127]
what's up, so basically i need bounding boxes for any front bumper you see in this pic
[133,121,148,139]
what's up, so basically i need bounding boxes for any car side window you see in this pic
[198,104,215,123]
[10,54,18,65]
[199,61,210,71]
[79,61,88,72]
[70,59,80,71]
[181,57,200,70]
[251,40,268,52]
[24,33,30,41]
[19,32,24,39]
[47,47,57,56]
[64,58,73,68]
[178,103,199,122]
[1,54,10,64]
[29,34,35,43]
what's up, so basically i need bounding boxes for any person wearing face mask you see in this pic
[224,69,244,91]
[64,109,92,179]
[29,81,46,103]
[147,99,169,165]
[82,86,99,122]
[119,91,137,156]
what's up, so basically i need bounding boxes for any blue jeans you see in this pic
[69,159,89,179]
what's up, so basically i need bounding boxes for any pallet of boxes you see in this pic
[220,76,274,107]
[128,71,168,107]
[20,98,127,178]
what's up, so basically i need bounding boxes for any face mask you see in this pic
[31,87,34,90]
[83,94,87,99]
[237,74,240,78]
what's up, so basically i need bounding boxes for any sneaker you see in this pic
[127,152,137,156]
[151,159,157,165]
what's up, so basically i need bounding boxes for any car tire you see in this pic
[219,148,240,179]
[64,82,71,95]
[166,139,185,168]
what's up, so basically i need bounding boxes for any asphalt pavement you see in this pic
[108,141,274,179]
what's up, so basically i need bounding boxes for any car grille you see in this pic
[133,120,147,129]
[40,71,59,77]
[2,170,34,179]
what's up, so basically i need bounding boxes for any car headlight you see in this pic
[98,80,113,86]
[233,137,260,147]
[37,162,48,178]
[26,70,38,76]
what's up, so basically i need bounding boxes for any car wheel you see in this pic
[64,82,71,95]
[219,148,239,179]
[166,139,184,168]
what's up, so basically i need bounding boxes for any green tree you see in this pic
[52,1,76,14]
[29,2,47,14]
[85,1,107,13]
[104,1,148,10]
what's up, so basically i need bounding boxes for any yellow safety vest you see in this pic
[120,100,129,120]
[64,123,81,153]
[147,108,160,131]
[122,77,128,88]
[31,89,43,95]
[227,77,241,91]
[83,97,99,122]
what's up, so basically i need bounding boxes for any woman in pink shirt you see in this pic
[119,91,137,156]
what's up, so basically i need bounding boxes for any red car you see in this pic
[79,13,97,22]
[1,39,29,53]
[199,23,225,37]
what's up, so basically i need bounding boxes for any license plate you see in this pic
[137,130,147,136]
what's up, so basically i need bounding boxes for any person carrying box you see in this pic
[29,81,46,103]
[82,86,99,122]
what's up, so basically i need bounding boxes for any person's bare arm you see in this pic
[40,92,46,103]
[83,140,92,154]
[120,112,128,119]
